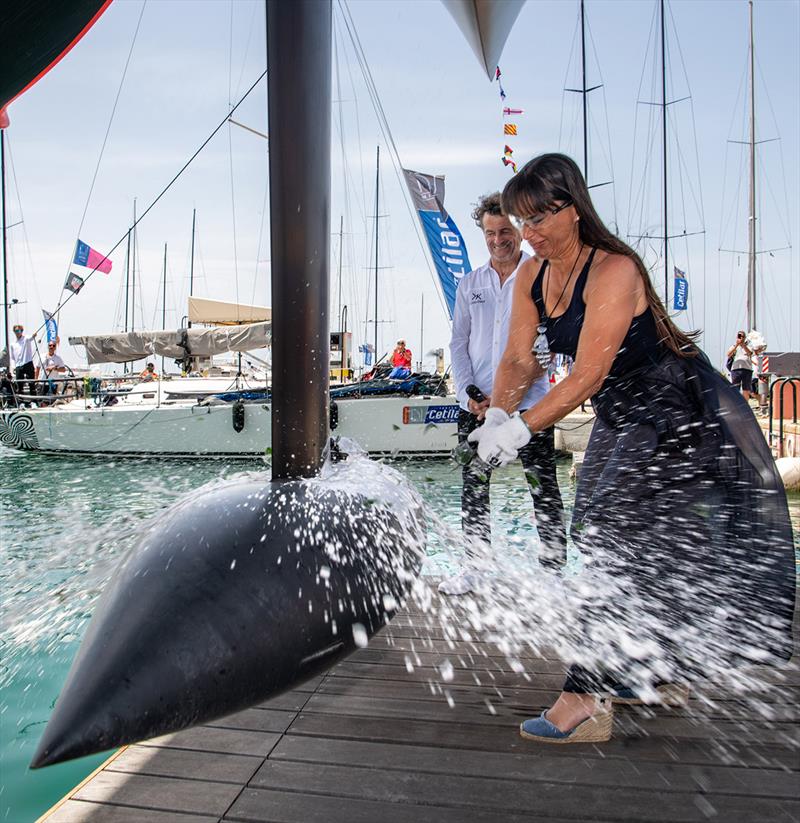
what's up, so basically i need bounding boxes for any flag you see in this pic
[359,343,375,366]
[503,107,524,116]
[499,83,506,100]
[504,124,517,135]
[402,169,472,320]
[73,240,112,274]
[494,66,501,80]
[42,310,58,344]
[672,266,688,311]
[64,272,85,294]
[504,144,514,156]
[502,156,518,173]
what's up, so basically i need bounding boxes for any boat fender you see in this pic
[232,400,245,433]
[329,400,339,431]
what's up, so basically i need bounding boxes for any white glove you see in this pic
[467,412,532,468]
[481,406,510,428]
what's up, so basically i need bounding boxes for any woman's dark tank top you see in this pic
[530,248,663,379]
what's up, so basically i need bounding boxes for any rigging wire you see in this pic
[68,0,147,292]
[30,70,268,339]
[3,135,44,312]
[338,0,449,321]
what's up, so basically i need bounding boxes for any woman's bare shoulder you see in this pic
[588,250,640,287]
[518,254,543,281]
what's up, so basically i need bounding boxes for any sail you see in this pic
[69,322,271,365]
[188,296,272,325]
[441,0,525,79]
[0,0,112,124]
[403,169,472,320]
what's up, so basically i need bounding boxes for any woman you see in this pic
[470,153,795,743]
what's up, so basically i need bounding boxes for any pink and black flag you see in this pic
[73,239,112,273]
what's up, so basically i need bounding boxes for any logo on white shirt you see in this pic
[470,291,486,304]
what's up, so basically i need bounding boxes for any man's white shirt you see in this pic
[10,335,35,369]
[449,252,549,412]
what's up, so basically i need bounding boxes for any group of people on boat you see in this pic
[1,324,70,405]
[442,152,795,744]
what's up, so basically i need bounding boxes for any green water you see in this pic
[1,446,797,822]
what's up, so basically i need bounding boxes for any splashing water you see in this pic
[1,444,797,819]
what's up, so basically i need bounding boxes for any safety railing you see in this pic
[768,376,799,458]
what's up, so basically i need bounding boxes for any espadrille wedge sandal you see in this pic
[519,698,613,744]
[610,682,690,707]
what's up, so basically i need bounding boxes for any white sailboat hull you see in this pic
[0,395,460,457]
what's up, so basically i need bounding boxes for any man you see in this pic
[10,324,37,399]
[36,341,68,396]
[441,192,566,596]
[726,331,753,401]
[389,339,412,379]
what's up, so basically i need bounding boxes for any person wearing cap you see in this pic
[388,339,412,379]
[36,340,68,396]
[726,331,753,401]
[10,324,37,399]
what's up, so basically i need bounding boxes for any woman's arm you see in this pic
[491,259,545,412]
[517,253,643,433]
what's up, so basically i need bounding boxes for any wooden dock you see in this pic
[41,591,800,823]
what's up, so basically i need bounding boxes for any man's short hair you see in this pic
[13,325,23,332]
[471,192,504,228]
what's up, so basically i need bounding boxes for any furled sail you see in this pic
[188,296,272,326]
[69,322,271,365]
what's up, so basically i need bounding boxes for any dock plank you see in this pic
[44,585,800,822]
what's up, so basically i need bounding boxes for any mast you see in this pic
[419,292,424,372]
[162,242,167,375]
[188,207,196,328]
[660,0,669,304]
[337,214,343,332]
[267,0,331,479]
[124,231,130,332]
[1,130,9,367]
[373,145,380,359]
[747,0,757,330]
[131,198,137,334]
[580,0,588,181]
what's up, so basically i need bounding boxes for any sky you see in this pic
[2,0,798,372]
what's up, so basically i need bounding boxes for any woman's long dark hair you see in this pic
[502,152,698,357]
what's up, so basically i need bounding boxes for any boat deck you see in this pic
[41,589,800,823]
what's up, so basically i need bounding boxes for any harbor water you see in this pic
[1,445,797,822]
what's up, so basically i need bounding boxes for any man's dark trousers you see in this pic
[458,409,567,569]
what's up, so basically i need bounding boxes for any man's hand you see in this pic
[468,395,491,419]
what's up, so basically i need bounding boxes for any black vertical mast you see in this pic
[188,207,196,328]
[267,0,331,479]
[373,145,380,360]
[746,0,757,331]
[1,130,9,366]
[660,0,669,303]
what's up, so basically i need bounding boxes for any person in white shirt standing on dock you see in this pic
[440,192,566,596]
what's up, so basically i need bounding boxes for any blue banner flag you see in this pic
[42,309,58,344]
[673,267,688,311]
[402,169,471,319]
